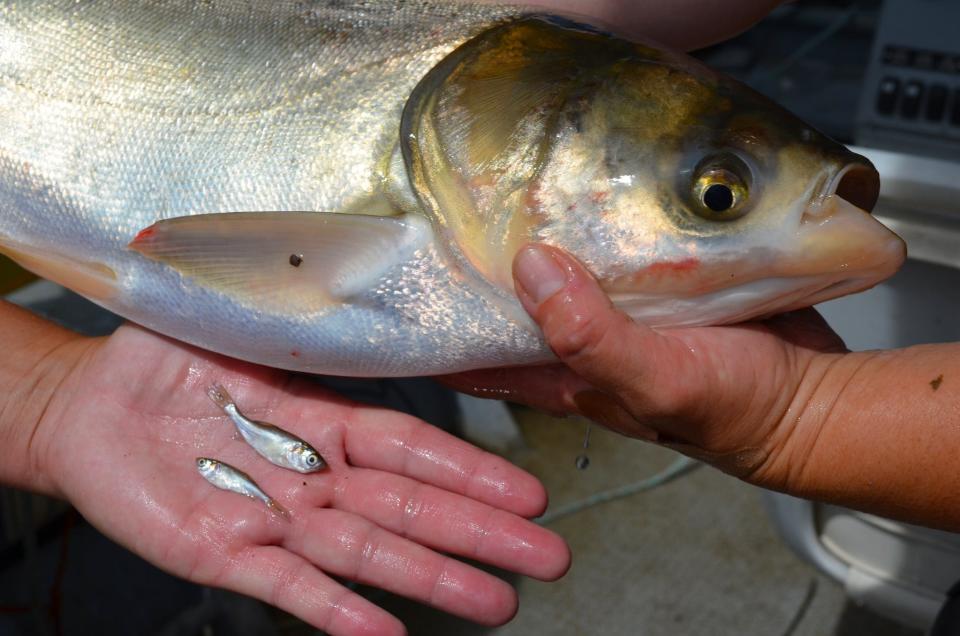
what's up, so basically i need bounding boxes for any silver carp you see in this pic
[208,383,326,474]
[0,2,905,376]
[195,457,290,520]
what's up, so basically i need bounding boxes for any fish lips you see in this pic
[755,157,905,315]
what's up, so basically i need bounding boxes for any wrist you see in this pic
[750,349,875,494]
[0,301,99,497]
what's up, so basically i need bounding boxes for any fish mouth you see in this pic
[782,155,905,295]
[611,156,907,327]
[819,160,881,215]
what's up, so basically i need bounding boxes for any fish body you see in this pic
[195,457,289,520]
[208,384,326,473]
[0,2,905,376]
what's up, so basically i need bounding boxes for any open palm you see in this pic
[31,324,568,635]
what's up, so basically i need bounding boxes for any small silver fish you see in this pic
[208,384,326,474]
[195,457,290,521]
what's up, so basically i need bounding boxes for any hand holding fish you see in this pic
[0,302,570,636]
[443,245,960,532]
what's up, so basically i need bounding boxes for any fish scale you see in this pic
[0,1,904,376]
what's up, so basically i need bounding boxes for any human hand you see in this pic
[30,323,569,635]
[441,244,849,488]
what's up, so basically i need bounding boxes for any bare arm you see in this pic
[444,245,960,532]
[0,300,93,496]
[0,297,570,633]
[772,345,960,528]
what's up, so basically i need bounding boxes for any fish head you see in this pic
[196,457,218,476]
[529,53,906,326]
[407,16,905,327]
[290,444,326,473]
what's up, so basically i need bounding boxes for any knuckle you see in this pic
[399,484,425,535]
[270,558,309,608]
[428,560,452,607]
[352,523,382,581]
[470,507,496,560]
[644,380,696,418]
[320,587,354,635]
[459,455,484,499]
[549,310,616,364]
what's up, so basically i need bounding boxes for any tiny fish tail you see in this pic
[268,499,291,521]
[207,383,235,410]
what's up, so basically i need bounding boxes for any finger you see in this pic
[436,364,592,416]
[512,244,703,422]
[341,407,550,519]
[286,508,519,626]
[210,378,551,519]
[214,545,404,636]
[328,467,571,581]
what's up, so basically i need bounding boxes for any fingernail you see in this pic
[514,245,567,304]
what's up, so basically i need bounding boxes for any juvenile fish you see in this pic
[195,457,290,521]
[208,384,326,474]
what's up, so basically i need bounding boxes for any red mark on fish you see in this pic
[129,226,156,245]
[644,258,700,275]
[589,191,610,204]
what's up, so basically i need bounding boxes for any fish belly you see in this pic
[0,1,547,375]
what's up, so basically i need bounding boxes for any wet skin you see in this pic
[1,3,823,635]
[2,306,569,636]
[443,245,960,532]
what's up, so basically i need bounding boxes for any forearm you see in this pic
[769,344,960,530]
[0,300,92,496]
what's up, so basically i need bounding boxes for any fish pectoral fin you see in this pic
[0,236,117,301]
[128,212,433,314]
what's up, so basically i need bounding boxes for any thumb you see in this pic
[512,244,700,424]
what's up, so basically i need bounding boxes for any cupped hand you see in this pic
[441,244,849,488]
[31,323,569,636]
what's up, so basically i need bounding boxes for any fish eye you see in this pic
[703,183,734,212]
[306,454,318,466]
[690,158,752,222]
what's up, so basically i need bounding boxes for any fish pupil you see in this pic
[703,184,734,212]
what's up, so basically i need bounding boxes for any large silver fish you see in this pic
[0,1,905,376]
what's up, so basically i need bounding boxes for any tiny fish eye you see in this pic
[307,454,318,465]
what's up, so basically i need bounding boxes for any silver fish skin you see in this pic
[208,384,326,474]
[195,457,290,520]
[0,1,905,376]
[0,0,540,376]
